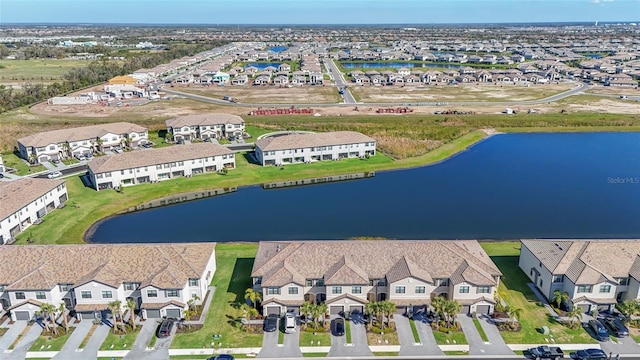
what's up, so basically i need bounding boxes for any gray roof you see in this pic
[18,122,147,148]
[88,143,233,174]
[0,178,65,221]
[252,240,501,287]
[521,239,640,283]
[255,131,375,152]
[165,113,245,128]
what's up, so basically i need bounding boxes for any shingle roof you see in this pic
[0,243,215,291]
[88,143,233,173]
[18,122,147,148]
[166,114,245,128]
[0,178,65,221]
[522,239,640,284]
[252,241,501,287]
[255,131,375,152]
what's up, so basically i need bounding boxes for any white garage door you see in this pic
[146,309,161,318]
[14,311,30,321]
[166,309,182,319]
[330,306,344,315]
[476,305,491,314]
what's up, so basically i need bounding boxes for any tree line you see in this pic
[0,40,227,113]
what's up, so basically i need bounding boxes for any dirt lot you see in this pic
[177,83,342,104]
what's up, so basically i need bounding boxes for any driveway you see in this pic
[123,319,157,359]
[127,320,176,360]
[457,314,513,356]
[75,321,110,360]
[601,334,640,355]
[257,326,278,358]
[258,316,303,358]
[52,320,93,359]
[5,322,43,360]
[394,315,444,356]
[327,317,372,357]
[0,321,27,352]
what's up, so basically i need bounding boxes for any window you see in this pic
[415,286,426,294]
[166,290,179,297]
[306,279,313,287]
[316,279,324,287]
[617,277,629,286]
[81,291,92,299]
[36,291,46,300]
[189,279,199,287]
[332,286,342,294]
[147,290,158,298]
[15,292,26,300]
[59,284,71,292]
[288,287,298,295]
[124,283,138,291]
[477,286,491,294]
[436,278,449,287]
[352,286,362,294]
[395,286,406,294]
[553,275,564,283]
[267,287,280,295]
[577,285,593,293]
[102,291,113,299]
[459,286,470,294]
[599,285,612,293]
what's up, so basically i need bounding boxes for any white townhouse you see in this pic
[166,113,245,142]
[251,240,502,317]
[0,243,216,321]
[0,154,5,173]
[519,239,640,314]
[87,143,235,191]
[254,131,376,166]
[0,178,68,245]
[17,122,149,163]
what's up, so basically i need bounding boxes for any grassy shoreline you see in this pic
[14,125,640,246]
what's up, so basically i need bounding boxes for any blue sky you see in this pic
[1,0,639,24]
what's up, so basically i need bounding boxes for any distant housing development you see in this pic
[17,122,149,164]
[0,243,216,321]
[87,142,235,191]
[254,131,376,166]
[520,239,640,314]
[0,178,68,245]
[165,113,246,142]
[251,240,501,316]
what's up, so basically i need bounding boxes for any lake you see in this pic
[246,63,283,70]
[341,62,466,70]
[88,132,640,243]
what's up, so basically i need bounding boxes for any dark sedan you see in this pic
[570,348,608,360]
[603,316,629,337]
[263,314,278,332]
[587,319,609,342]
[331,318,345,336]
[156,318,175,338]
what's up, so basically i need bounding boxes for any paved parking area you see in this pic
[52,321,93,360]
[327,317,372,357]
[5,322,43,360]
[0,321,27,353]
[601,334,640,356]
[76,321,111,360]
[394,315,444,356]
[457,314,513,356]
[123,319,158,359]
[258,316,303,358]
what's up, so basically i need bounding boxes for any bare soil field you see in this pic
[177,84,342,104]
[351,83,574,102]
[586,84,640,96]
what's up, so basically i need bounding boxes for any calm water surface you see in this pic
[341,62,466,69]
[88,133,640,243]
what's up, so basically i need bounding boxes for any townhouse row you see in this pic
[0,243,216,322]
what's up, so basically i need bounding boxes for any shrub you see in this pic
[371,325,395,334]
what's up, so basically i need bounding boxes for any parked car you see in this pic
[263,314,278,332]
[0,173,4,179]
[47,171,63,179]
[113,146,123,154]
[331,318,345,336]
[603,316,629,337]
[85,153,93,160]
[587,319,609,341]
[207,355,234,360]
[74,154,85,161]
[156,318,175,338]
[569,348,608,360]
[528,345,565,359]
[51,158,60,164]
[284,313,296,334]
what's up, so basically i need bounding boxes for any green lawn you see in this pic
[373,352,399,356]
[300,330,331,346]
[0,59,91,80]
[346,320,352,343]
[302,353,329,357]
[480,241,597,344]
[1,152,46,175]
[147,332,158,348]
[29,328,75,351]
[147,130,172,148]
[473,317,489,342]
[278,329,284,345]
[245,125,273,141]
[409,319,421,343]
[99,326,141,350]
[171,243,262,349]
[432,329,468,345]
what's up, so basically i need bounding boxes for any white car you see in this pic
[47,171,63,179]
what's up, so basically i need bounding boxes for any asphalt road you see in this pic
[325,59,357,104]
[282,356,640,360]
[162,80,590,109]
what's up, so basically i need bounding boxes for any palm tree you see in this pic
[109,300,126,334]
[551,290,570,310]
[61,142,71,159]
[58,302,69,333]
[311,303,328,329]
[126,298,137,329]
[443,300,462,328]
[300,301,314,324]
[506,306,522,326]
[244,288,262,309]
[364,302,377,330]
[431,296,447,323]
[182,308,196,331]
[39,303,56,335]
[618,300,638,322]
[568,306,583,328]
[380,301,396,329]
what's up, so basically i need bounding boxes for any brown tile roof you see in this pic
[0,178,65,221]
[457,296,496,305]
[18,122,147,148]
[6,299,44,311]
[325,293,368,305]
[88,143,233,174]
[572,296,617,305]
[261,261,306,287]
[387,256,433,284]
[262,298,305,306]
[0,243,215,291]
[252,241,501,288]
[522,239,640,284]
[141,300,186,310]
[255,131,375,152]
[166,114,245,128]
[325,256,369,285]
[75,303,110,312]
